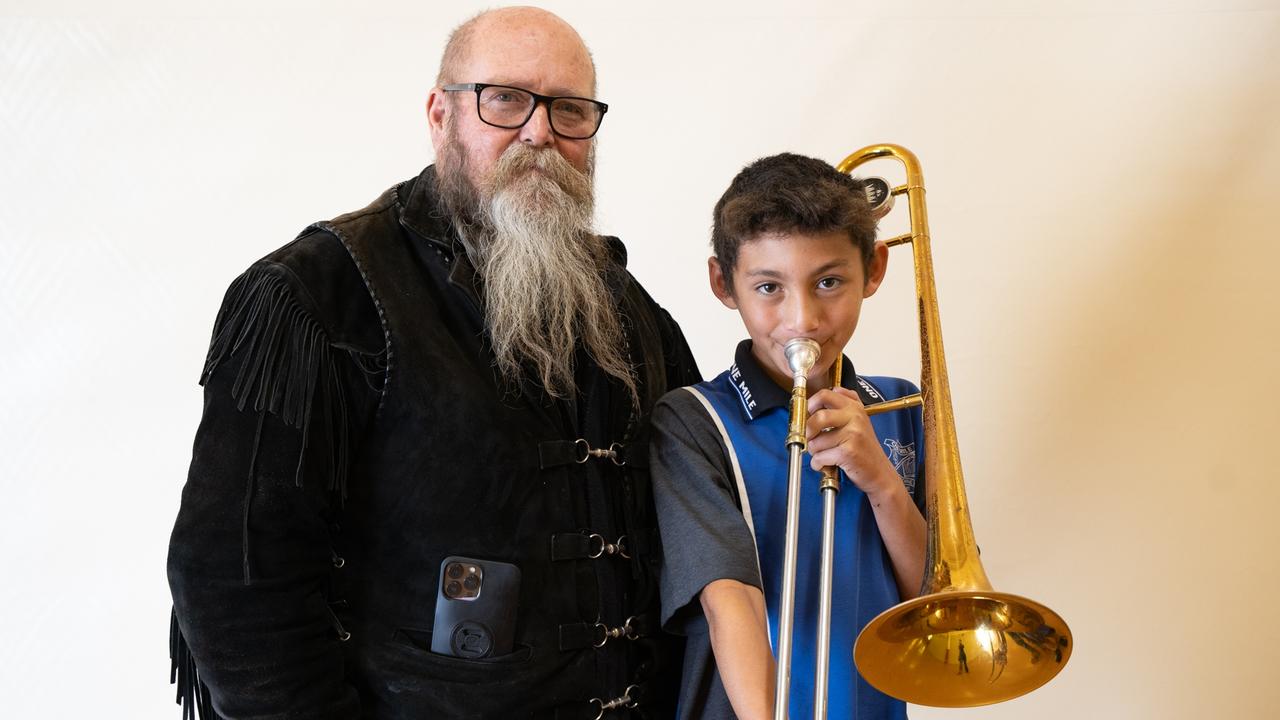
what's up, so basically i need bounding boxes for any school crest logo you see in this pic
[883,438,917,493]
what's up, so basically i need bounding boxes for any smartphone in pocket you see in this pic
[430,556,521,659]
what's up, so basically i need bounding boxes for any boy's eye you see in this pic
[817,277,843,290]
[755,282,779,295]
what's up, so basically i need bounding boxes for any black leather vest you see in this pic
[318,170,682,719]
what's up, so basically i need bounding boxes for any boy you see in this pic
[651,153,927,719]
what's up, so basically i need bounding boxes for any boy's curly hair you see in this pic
[712,153,878,287]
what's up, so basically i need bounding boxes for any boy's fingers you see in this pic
[810,447,838,472]
[809,442,853,473]
[806,388,846,413]
[805,409,842,440]
[807,387,866,414]
[806,405,865,440]
[806,431,834,454]
[807,425,855,456]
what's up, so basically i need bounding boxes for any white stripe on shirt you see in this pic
[682,385,774,649]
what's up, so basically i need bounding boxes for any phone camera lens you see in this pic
[463,575,480,592]
[446,580,462,597]
[447,563,464,579]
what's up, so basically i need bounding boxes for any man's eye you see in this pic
[756,283,778,295]
[484,88,530,105]
[552,100,588,119]
[817,277,842,290]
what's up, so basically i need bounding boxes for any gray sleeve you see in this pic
[650,389,762,635]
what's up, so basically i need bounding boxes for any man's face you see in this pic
[428,17,597,192]
[420,11,635,404]
[710,231,888,390]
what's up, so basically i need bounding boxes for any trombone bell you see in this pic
[854,590,1071,707]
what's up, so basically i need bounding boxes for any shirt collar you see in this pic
[728,339,881,421]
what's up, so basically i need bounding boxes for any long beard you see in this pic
[436,133,638,405]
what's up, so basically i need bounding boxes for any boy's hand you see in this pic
[805,387,901,500]
[806,388,928,601]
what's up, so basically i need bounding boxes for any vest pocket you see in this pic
[392,627,534,677]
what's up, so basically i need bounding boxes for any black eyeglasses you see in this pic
[442,83,608,140]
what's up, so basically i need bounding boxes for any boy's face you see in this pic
[709,230,888,389]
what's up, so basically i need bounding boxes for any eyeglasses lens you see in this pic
[477,85,601,139]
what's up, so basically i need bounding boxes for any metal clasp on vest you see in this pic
[574,439,626,466]
[586,533,631,560]
[592,616,641,648]
[590,684,640,719]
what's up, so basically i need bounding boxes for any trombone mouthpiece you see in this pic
[784,338,821,378]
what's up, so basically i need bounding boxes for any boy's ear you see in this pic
[708,257,739,309]
[862,241,890,298]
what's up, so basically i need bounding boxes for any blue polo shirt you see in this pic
[651,340,924,719]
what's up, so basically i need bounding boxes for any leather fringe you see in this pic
[170,609,221,720]
[201,266,353,500]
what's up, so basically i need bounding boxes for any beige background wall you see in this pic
[1,0,1277,717]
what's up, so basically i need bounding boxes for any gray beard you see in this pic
[436,136,637,405]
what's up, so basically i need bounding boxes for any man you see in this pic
[167,7,699,718]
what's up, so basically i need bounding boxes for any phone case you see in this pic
[430,556,521,659]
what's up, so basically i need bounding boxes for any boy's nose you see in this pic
[784,295,821,335]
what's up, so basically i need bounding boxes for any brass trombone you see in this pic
[773,144,1072,718]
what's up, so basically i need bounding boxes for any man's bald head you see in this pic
[435,6,597,94]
